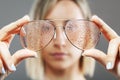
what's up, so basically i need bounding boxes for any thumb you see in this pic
[82,49,107,66]
[12,49,38,65]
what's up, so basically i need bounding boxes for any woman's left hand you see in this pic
[82,15,120,79]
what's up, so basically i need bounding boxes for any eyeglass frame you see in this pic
[20,19,101,51]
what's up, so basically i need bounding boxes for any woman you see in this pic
[0,0,120,80]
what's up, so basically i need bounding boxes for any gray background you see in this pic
[0,0,120,80]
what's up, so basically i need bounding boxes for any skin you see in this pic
[42,1,84,80]
[0,0,119,80]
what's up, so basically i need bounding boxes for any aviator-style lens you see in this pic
[20,20,55,51]
[20,19,100,51]
[65,20,100,50]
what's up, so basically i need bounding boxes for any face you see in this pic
[41,0,84,70]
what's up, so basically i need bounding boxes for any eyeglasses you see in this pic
[20,19,101,51]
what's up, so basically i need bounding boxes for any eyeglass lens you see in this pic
[20,20,100,51]
[65,20,100,50]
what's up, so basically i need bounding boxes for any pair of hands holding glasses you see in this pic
[0,15,119,79]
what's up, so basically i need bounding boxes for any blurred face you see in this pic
[41,0,84,70]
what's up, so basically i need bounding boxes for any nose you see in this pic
[53,27,66,48]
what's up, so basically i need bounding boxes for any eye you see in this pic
[65,22,76,32]
[41,22,52,33]
[66,25,74,31]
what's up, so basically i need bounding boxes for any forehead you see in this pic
[45,0,84,19]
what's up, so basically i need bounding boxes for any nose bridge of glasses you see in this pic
[54,25,66,39]
[48,19,67,40]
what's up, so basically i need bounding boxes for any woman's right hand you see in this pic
[0,15,37,79]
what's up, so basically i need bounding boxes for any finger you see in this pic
[82,49,107,66]
[91,15,119,41]
[0,42,16,72]
[106,38,120,70]
[12,49,37,66]
[2,35,15,46]
[20,27,26,37]
[119,46,120,58]
[0,59,6,74]
[0,15,30,41]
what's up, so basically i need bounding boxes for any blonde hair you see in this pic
[26,0,95,79]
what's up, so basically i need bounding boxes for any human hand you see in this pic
[82,15,120,79]
[0,15,37,80]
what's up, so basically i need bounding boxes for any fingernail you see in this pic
[91,15,97,19]
[1,67,6,74]
[34,53,38,58]
[82,50,90,56]
[25,48,38,58]
[10,64,16,71]
[22,15,30,21]
[82,53,86,56]
[21,27,26,36]
[106,62,113,70]
[29,53,38,58]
